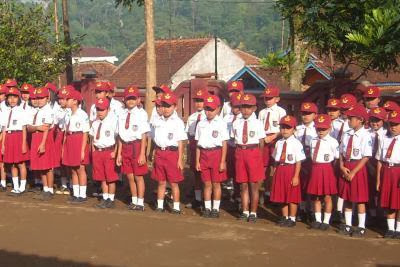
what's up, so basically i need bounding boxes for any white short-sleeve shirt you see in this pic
[340,127,373,160]
[231,113,266,145]
[64,108,90,133]
[273,135,306,164]
[118,107,150,142]
[224,112,242,147]
[90,113,118,148]
[195,115,229,148]
[330,118,350,142]
[310,135,339,163]
[375,134,400,164]
[30,104,54,127]
[185,110,206,137]
[1,105,28,131]
[295,122,318,157]
[152,113,187,148]
[221,101,232,118]
[89,98,123,122]
[258,104,286,134]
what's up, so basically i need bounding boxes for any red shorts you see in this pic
[188,138,198,171]
[270,164,302,204]
[62,133,89,167]
[307,163,338,196]
[226,145,236,178]
[30,131,55,170]
[53,127,64,168]
[92,149,118,183]
[199,148,227,183]
[121,141,148,176]
[380,165,400,210]
[235,147,265,183]
[338,160,369,203]
[151,149,184,183]
[3,131,30,163]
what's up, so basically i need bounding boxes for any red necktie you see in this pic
[6,109,13,129]
[264,112,270,131]
[373,133,379,156]
[385,138,396,159]
[242,120,248,144]
[96,122,102,140]
[312,139,321,162]
[194,113,201,132]
[32,111,39,125]
[66,121,70,132]
[23,102,26,109]
[302,128,307,146]
[345,135,353,160]
[280,141,287,163]
[338,122,344,141]
[125,112,131,129]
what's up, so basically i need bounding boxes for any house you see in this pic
[73,47,118,64]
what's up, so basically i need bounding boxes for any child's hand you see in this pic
[219,161,226,172]
[195,161,201,172]
[291,175,299,187]
[81,150,85,162]
[346,171,355,181]
[116,154,122,166]
[177,157,184,171]
[137,154,146,166]
[264,135,274,144]
[1,145,4,155]
[38,143,45,154]
[376,181,380,192]
[110,151,116,159]
[341,166,351,177]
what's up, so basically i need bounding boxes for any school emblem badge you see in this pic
[265,88,271,95]
[330,100,337,106]
[236,94,242,100]
[196,90,203,96]
[207,96,214,103]
[373,108,381,114]
[342,98,348,104]
[318,116,325,123]
[105,130,110,137]
[23,84,29,90]
[384,103,389,108]
[212,130,218,138]
[168,133,173,140]
[76,122,80,128]
[368,88,374,95]
[128,87,135,93]
[42,118,45,123]
[232,81,238,88]
[287,154,293,161]
[303,103,310,110]
[132,125,138,131]
[353,149,359,156]
[164,94,171,99]
[324,154,329,161]
[391,111,398,118]
[249,131,255,137]
[243,95,250,101]
[12,120,17,125]
[273,121,278,127]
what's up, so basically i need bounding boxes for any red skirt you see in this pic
[379,165,400,210]
[199,148,227,183]
[30,131,55,170]
[307,163,338,196]
[338,161,369,203]
[270,164,302,204]
[226,145,236,178]
[53,127,64,168]
[3,131,30,163]
[121,141,148,175]
[62,133,89,167]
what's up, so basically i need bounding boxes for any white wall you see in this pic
[73,56,118,65]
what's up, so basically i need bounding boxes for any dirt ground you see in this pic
[0,168,399,267]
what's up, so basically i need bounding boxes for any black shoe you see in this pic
[94,199,108,209]
[0,186,6,192]
[127,203,136,210]
[202,208,211,218]
[171,209,181,215]
[352,227,366,238]
[105,199,115,209]
[338,225,352,236]
[384,230,396,239]
[248,214,257,223]
[210,209,220,218]
[67,196,80,204]
[310,221,321,230]
[7,189,21,197]
[394,231,400,239]
[77,197,88,203]
[155,208,165,213]
[319,223,330,231]
[238,213,249,221]
[128,204,145,211]
[283,219,296,228]
[35,191,53,201]
[277,217,287,227]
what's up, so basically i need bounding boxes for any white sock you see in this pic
[315,212,322,223]
[289,216,296,222]
[43,186,49,193]
[0,179,5,187]
[337,198,344,213]
[204,200,212,210]
[243,210,249,216]
[61,177,67,188]
[387,218,395,231]
[132,196,138,205]
[79,186,87,198]
[12,177,19,190]
[48,187,54,194]
[345,211,352,227]
[323,213,331,224]
[157,199,164,209]
[108,194,115,201]
[396,221,400,232]
[19,180,27,192]
[285,216,289,219]
[250,212,257,217]
[72,184,79,197]
[137,198,144,206]
[358,213,366,229]
[103,193,109,200]
[173,202,180,211]
[213,200,221,211]
[195,190,202,201]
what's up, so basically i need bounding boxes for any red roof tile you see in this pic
[73,47,112,57]
[235,49,260,65]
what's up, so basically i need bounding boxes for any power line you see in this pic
[171,0,277,4]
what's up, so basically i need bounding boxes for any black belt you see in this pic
[199,146,221,151]
[6,130,22,133]
[345,159,360,162]
[122,140,141,145]
[67,131,83,135]
[236,144,259,150]
[382,162,400,168]
[94,146,114,152]
[156,146,178,151]
[275,162,293,166]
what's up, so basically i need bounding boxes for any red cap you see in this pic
[345,104,369,121]
[388,110,400,124]
[227,80,244,92]
[340,94,357,109]
[20,83,33,93]
[4,79,17,87]
[300,102,318,113]
[44,82,58,93]
[363,86,381,98]
[152,84,172,94]
[153,95,162,106]
[124,85,140,99]
[326,98,341,109]
[161,92,177,105]
[263,85,280,97]
[29,87,36,99]
[240,94,257,106]
[204,95,220,110]
[67,90,83,101]
[0,84,8,94]
[193,88,208,100]
[314,114,331,129]
[95,98,110,110]
[280,115,297,128]
[32,87,49,98]
[383,100,400,112]
[230,92,243,107]
[57,86,70,99]
[6,87,20,97]
[94,81,111,92]
[369,107,387,121]
[106,81,116,91]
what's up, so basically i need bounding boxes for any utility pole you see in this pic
[62,0,73,84]
[54,0,61,87]
[214,35,218,80]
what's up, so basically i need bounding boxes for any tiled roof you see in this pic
[73,47,112,57]
[234,49,260,65]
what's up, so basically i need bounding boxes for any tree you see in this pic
[0,2,79,86]
[62,0,73,84]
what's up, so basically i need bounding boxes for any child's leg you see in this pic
[41,171,48,192]
[126,173,137,204]
[101,181,109,200]
[250,182,260,215]
[240,183,249,215]
[0,163,6,188]
[17,162,27,192]
[323,195,333,224]
[157,180,166,209]
[60,166,68,189]
[387,209,396,231]
[46,169,54,194]
[212,182,221,211]
[344,201,353,227]
[289,203,298,222]
[281,204,289,218]
[357,203,366,229]
[313,196,322,223]
[107,182,116,201]
[78,165,87,199]
[203,181,212,210]
[170,182,180,211]
[194,172,202,203]
[337,196,344,214]
[396,211,400,233]
[10,164,19,191]
[134,175,145,206]
[71,167,79,197]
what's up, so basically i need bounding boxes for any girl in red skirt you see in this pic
[0,84,7,191]
[338,104,372,237]
[63,89,90,204]
[271,115,306,227]
[376,111,400,239]
[307,114,339,230]
[28,87,55,201]
[2,87,29,195]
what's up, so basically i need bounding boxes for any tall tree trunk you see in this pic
[144,0,156,116]
[62,0,73,84]
[288,15,307,91]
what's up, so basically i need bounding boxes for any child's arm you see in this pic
[291,161,301,186]
[138,133,147,166]
[38,124,50,154]
[116,138,122,166]
[376,160,382,192]
[339,155,350,177]
[177,140,184,171]
[346,157,369,181]
[1,127,5,155]
[264,133,279,144]
[22,126,27,154]
[81,132,88,163]
[219,140,227,172]
[195,146,201,172]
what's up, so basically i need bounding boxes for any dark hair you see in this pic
[5,94,21,107]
